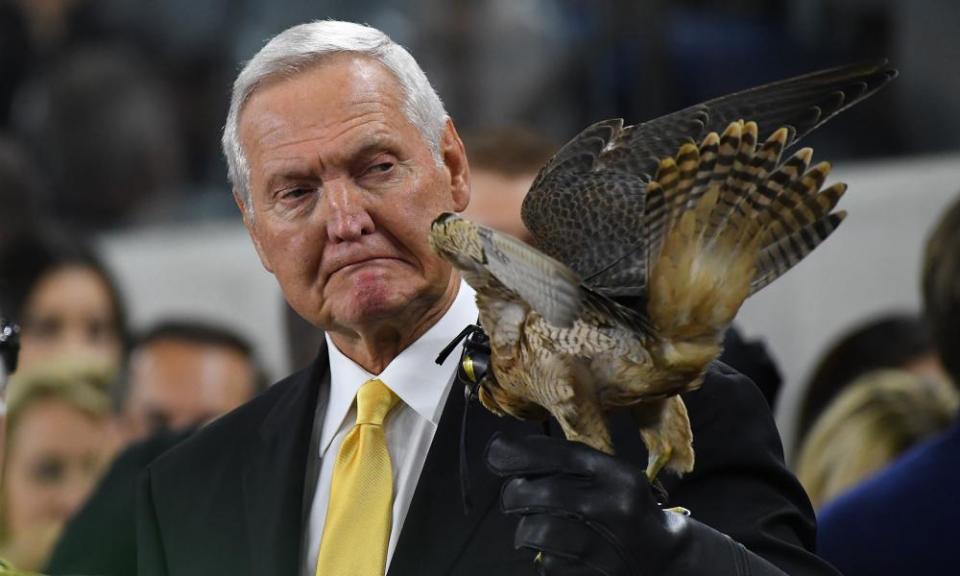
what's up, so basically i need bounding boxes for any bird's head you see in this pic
[428,212,485,271]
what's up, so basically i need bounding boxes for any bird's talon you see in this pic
[646,448,672,481]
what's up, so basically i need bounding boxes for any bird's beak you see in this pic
[432,212,460,227]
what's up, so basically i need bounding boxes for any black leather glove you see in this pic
[486,433,790,576]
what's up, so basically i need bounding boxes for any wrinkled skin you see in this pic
[236,54,471,372]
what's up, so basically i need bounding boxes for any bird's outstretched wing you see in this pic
[523,60,896,300]
[644,121,846,340]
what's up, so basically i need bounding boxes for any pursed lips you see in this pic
[324,256,405,281]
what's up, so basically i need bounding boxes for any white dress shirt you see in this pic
[304,280,478,575]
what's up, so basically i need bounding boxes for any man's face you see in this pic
[238,55,469,335]
[123,339,257,441]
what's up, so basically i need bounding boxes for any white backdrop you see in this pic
[98,152,960,454]
[98,222,288,381]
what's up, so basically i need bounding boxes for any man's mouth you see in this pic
[328,256,402,279]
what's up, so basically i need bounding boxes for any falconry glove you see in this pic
[486,434,789,576]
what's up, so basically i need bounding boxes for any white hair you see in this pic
[222,20,448,209]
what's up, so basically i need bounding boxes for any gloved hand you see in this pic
[485,433,789,576]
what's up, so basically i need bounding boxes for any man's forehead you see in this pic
[240,55,403,132]
[237,55,413,173]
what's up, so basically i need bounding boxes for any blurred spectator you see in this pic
[795,313,945,451]
[47,320,261,576]
[795,369,957,509]
[462,127,558,244]
[0,233,128,373]
[10,0,84,50]
[0,0,145,131]
[0,3,30,130]
[0,135,42,250]
[46,426,190,576]
[817,192,960,575]
[0,0,96,129]
[13,46,184,230]
[115,320,263,444]
[0,358,115,572]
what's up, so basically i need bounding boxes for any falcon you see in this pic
[429,60,896,481]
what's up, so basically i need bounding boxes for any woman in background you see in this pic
[796,369,958,509]
[0,359,115,571]
[795,314,947,451]
[0,233,127,373]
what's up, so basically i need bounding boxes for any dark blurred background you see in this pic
[1,0,958,232]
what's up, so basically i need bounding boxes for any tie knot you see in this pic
[355,379,400,426]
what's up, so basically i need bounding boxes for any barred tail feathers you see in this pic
[645,121,845,342]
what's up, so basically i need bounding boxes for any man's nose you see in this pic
[325,180,375,242]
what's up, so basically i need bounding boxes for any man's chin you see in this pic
[333,278,449,332]
[345,290,417,323]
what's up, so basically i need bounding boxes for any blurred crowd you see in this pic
[0,0,959,573]
[0,231,264,569]
[2,0,960,235]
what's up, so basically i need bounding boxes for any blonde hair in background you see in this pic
[0,357,115,541]
[4,358,114,434]
[796,369,958,509]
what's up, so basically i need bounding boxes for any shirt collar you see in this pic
[320,280,478,455]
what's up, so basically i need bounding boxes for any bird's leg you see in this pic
[552,399,613,454]
[633,395,695,481]
[542,356,614,454]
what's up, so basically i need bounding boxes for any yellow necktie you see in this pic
[315,378,401,576]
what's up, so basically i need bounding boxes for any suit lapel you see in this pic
[243,345,329,576]
[389,381,540,575]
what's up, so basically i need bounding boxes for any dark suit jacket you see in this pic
[137,346,838,575]
[722,326,783,409]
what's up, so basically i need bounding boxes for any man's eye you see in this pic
[281,187,313,200]
[367,162,394,174]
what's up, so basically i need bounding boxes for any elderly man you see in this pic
[137,21,837,576]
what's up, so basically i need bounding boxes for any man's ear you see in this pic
[234,189,274,274]
[441,119,471,212]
